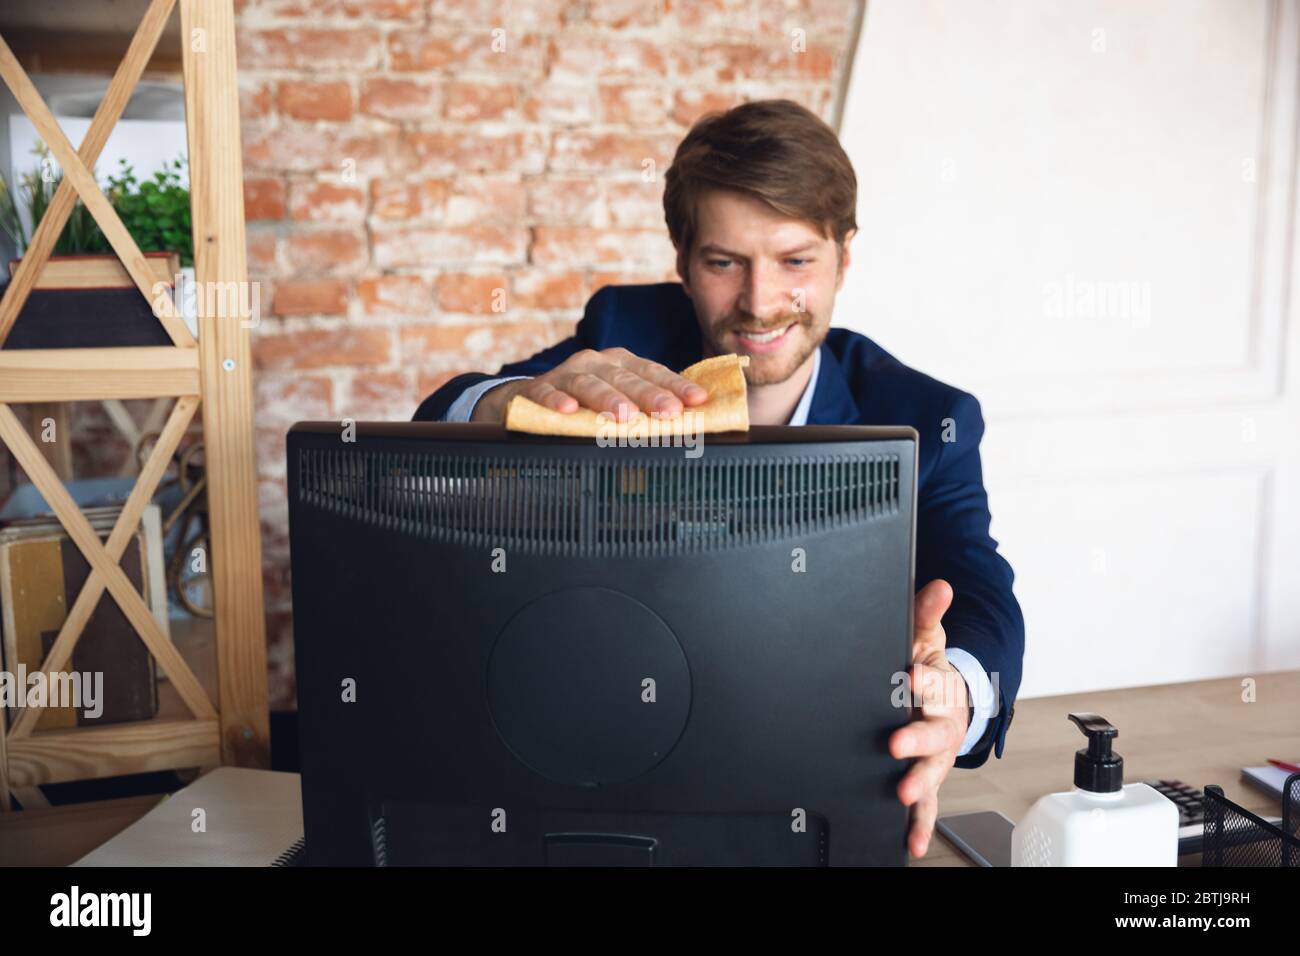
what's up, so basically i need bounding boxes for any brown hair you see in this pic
[663,99,858,278]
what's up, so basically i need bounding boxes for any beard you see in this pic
[704,313,824,386]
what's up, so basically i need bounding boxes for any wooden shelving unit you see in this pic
[0,0,268,810]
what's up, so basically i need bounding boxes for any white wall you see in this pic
[836,0,1300,696]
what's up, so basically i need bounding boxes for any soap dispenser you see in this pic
[1010,712,1178,866]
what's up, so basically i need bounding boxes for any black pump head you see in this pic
[1068,712,1123,793]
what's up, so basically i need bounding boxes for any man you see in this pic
[414,99,1025,860]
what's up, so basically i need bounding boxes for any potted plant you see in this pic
[0,146,193,349]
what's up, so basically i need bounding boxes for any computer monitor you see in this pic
[287,422,918,866]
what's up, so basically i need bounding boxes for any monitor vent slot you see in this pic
[296,447,901,556]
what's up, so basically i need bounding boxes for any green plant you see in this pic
[0,143,111,257]
[0,146,192,266]
[106,157,193,267]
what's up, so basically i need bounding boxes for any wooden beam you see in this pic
[6,719,221,787]
[0,692,9,812]
[182,0,270,769]
[0,347,200,401]
[0,0,180,348]
[0,793,164,865]
[0,24,195,348]
[27,403,72,480]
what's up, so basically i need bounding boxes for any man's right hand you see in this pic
[470,347,710,423]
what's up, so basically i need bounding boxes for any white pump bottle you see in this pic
[1011,712,1178,866]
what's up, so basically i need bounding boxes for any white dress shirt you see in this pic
[442,346,993,756]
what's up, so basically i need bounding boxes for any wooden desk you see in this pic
[0,793,163,866]
[3,671,1295,866]
[915,669,1300,866]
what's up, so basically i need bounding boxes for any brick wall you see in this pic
[234,0,862,707]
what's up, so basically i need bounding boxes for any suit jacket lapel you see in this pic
[807,342,861,424]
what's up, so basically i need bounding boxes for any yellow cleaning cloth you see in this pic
[504,354,750,436]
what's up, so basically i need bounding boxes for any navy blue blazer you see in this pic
[414,282,1024,769]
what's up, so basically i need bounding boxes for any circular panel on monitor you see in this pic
[487,587,692,787]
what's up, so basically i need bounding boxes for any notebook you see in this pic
[74,767,304,866]
[1240,765,1299,802]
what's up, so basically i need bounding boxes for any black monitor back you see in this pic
[288,423,918,866]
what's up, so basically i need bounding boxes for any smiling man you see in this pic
[413,99,1025,860]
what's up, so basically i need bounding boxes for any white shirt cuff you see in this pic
[946,647,995,758]
[442,376,533,422]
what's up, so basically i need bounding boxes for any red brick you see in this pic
[246,231,281,277]
[671,88,740,126]
[270,280,350,316]
[259,477,289,542]
[400,130,546,175]
[369,178,450,220]
[333,133,404,178]
[547,36,669,83]
[521,83,596,124]
[606,180,666,228]
[388,31,545,76]
[240,80,273,120]
[245,128,400,176]
[388,31,456,71]
[373,225,526,268]
[254,374,334,429]
[357,274,434,319]
[599,84,668,127]
[259,488,291,614]
[511,271,584,310]
[285,228,368,276]
[532,226,676,267]
[238,28,382,72]
[586,0,661,28]
[259,0,340,14]
[359,78,438,121]
[416,367,469,397]
[443,83,518,122]
[697,42,837,83]
[341,0,423,18]
[436,273,509,314]
[549,132,679,174]
[244,178,286,221]
[288,181,367,222]
[798,0,860,43]
[254,324,392,369]
[245,128,337,173]
[665,0,784,35]
[342,370,416,419]
[255,427,289,484]
[429,0,564,31]
[269,0,421,17]
[445,177,527,226]
[400,320,555,361]
[527,178,602,225]
[277,81,353,121]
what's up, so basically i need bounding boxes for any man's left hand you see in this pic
[889,578,969,858]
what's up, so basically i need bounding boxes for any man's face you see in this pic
[680,189,853,386]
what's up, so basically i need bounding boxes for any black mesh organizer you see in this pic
[1201,772,1300,866]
